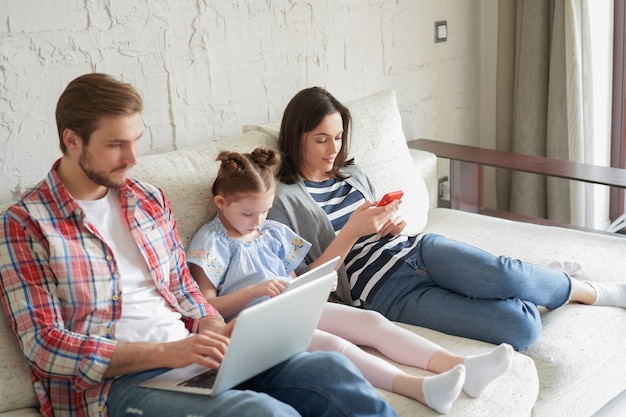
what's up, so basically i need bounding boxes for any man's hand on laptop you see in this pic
[106,318,234,377]
[161,318,235,370]
[166,321,234,369]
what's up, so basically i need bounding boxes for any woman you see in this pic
[267,86,626,351]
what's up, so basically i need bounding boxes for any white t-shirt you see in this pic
[78,189,189,343]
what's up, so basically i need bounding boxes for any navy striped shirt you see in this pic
[304,179,420,304]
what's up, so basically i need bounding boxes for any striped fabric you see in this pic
[0,160,219,417]
[304,179,420,304]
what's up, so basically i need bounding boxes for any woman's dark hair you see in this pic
[212,147,281,200]
[278,87,353,184]
[56,73,143,154]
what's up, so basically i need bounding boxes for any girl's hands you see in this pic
[249,278,288,299]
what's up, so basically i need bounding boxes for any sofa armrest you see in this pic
[409,148,438,210]
[408,138,626,232]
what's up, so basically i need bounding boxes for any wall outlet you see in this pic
[438,176,450,200]
[435,21,447,43]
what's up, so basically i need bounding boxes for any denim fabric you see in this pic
[369,233,571,351]
[107,351,398,417]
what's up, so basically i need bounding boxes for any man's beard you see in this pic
[79,148,128,188]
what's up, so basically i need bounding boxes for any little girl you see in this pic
[187,148,514,414]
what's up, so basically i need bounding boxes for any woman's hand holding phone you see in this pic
[376,191,406,236]
[377,190,404,207]
[342,191,405,240]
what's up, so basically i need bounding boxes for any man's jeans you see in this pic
[107,351,398,417]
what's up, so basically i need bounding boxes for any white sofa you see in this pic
[2,90,625,417]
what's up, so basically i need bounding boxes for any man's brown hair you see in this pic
[55,73,143,153]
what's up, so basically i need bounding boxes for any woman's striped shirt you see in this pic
[303,178,420,305]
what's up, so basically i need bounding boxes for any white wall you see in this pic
[0,0,484,204]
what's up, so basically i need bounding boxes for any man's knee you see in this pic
[230,391,298,417]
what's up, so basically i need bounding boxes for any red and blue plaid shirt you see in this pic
[0,160,220,417]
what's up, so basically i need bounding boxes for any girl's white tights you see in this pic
[314,303,513,412]
[308,329,465,413]
[318,303,440,370]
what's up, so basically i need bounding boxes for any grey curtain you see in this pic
[496,0,597,227]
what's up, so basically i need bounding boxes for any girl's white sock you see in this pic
[422,364,465,414]
[588,282,626,308]
[463,343,513,398]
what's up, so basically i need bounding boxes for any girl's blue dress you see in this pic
[187,216,311,319]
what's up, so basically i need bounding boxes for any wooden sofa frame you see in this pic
[409,139,626,237]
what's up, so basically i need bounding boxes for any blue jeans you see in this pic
[369,233,571,351]
[107,351,398,417]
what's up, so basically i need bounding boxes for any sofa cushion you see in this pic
[1,201,40,414]
[424,208,626,416]
[0,310,39,414]
[244,89,430,236]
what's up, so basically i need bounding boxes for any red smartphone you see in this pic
[377,190,404,206]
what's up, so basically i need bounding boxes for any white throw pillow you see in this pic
[344,90,429,235]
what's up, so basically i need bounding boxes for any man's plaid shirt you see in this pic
[0,160,219,417]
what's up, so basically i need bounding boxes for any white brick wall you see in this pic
[0,0,488,204]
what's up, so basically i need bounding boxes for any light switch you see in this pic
[435,21,447,43]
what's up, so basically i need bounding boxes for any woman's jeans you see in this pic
[107,351,398,417]
[370,233,571,351]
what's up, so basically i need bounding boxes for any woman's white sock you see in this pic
[588,282,626,308]
[422,364,465,414]
[463,343,513,398]
[547,260,582,276]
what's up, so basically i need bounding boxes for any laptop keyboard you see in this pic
[178,368,219,389]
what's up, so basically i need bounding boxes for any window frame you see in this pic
[611,0,626,225]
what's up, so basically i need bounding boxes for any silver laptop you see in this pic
[285,256,340,292]
[140,263,336,396]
